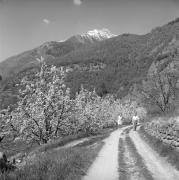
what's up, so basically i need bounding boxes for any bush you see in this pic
[3,60,146,147]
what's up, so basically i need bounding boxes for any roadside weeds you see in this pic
[1,129,112,180]
[118,138,128,180]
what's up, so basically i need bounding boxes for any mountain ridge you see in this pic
[0,28,115,79]
[1,18,179,109]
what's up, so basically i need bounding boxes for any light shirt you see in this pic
[132,116,139,124]
[117,115,122,125]
[132,115,139,121]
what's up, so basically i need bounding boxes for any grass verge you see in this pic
[6,128,115,162]
[1,145,103,180]
[118,138,128,180]
[139,126,179,171]
[76,130,112,147]
[1,128,112,180]
[0,133,87,158]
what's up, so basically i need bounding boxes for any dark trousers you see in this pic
[133,123,137,131]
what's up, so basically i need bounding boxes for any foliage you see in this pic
[113,99,143,124]
[74,88,117,134]
[0,109,9,133]
[139,72,177,112]
[5,60,75,144]
[2,59,145,144]
[144,118,179,139]
[136,106,147,120]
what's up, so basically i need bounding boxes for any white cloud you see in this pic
[43,19,50,24]
[73,0,82,6]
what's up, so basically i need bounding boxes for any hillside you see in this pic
[1,18,179,109]
[0,29,115,79]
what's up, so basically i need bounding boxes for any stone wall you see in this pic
[144,121,179,148]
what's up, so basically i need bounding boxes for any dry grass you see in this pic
[2,128,115,160]
[1,142,104,180]
[0,129,113,180]
[0,137,37,158]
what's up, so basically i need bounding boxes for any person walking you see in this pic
[132,114,139,131]
[117,115,122,127]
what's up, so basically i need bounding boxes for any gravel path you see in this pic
[82,126,179,180]
[82,127,128,180]
[129,130,179,180]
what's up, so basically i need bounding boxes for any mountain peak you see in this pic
[67,28,116,44]
[85,28,116,40]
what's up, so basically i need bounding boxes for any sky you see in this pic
[0,0,179,62]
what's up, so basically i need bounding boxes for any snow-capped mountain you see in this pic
[67,28,116,44]
[0,29,115,78]
[83,28,116,41]
[1,17,179,109]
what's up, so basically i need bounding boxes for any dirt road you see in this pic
[82,127,127,180]
[82,126,179,180]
